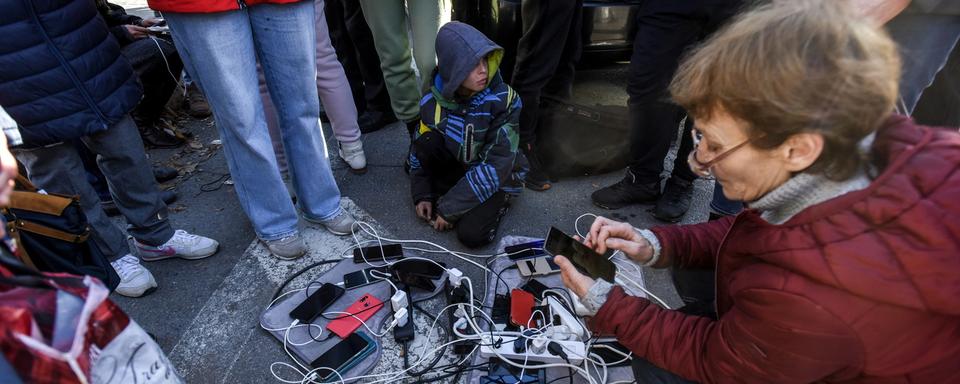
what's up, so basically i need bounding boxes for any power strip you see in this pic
[479,336,585,365]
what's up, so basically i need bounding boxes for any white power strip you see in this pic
[479,336,586,365]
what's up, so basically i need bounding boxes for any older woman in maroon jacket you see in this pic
[554,1,960,383]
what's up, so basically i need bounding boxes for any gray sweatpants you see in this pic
[14,115,174,261]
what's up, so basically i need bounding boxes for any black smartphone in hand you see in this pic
[544,227,616,282]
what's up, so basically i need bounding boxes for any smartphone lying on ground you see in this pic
[325,294,383,338]
[543,227,616,282]
[289,283,344,323]
[309,331,376,382]
[342,267,389,289]
[352,244,403,263]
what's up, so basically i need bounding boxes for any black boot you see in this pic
[521,144,551,191]
[153,166,179,183]
[652,177,694,222]
[358,109,398,133]
[591,169,661,209]
[405,119,420,139]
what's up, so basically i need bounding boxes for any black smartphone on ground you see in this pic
[352,244,403,263]
[309,332,376,382]
[289,283,345,323]
[391,259,446,279]
[520,278,548,299]
[391,269,436,291]
[544,227,616,282]
[343,267,388,289]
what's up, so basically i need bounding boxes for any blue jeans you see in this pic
[886,12,960,114]
[165,1,343,241]
[15,115,174,259]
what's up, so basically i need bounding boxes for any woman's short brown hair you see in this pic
[670,0,901,180]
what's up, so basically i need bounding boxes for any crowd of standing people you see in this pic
[0,0,959,382]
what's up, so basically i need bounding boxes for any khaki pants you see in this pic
[359,0,444,122]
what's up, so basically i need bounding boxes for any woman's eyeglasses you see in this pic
[687,128,754,179]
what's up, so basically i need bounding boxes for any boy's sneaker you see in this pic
[308,210,357,236]
[338,140,367,174]
[263,235,307,260]
[136,229,219,261]
[111,255,158,298]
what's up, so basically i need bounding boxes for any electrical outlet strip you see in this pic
[544,296,586,341]
[479,336,585,365]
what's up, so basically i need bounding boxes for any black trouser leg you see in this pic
[342,0,391,115]
[631,358,697,384]
[122,38,183,126]
[627,102,689,183]
[456,191,510,248]
[412,131,466,194]
[325,0,367,113]
[511,0,583,146]
[626,0,745,182]
[625,3,704,183]
[671,114,698,182]
[542,1,583,99]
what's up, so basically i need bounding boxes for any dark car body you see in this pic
[452,0,642,80]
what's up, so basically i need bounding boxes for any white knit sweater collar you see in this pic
[749,134,875,225]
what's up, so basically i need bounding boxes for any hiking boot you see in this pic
[591,170,661,210]
[154,165,179,182]
[102,189,177,217]
[338,140,367,174]
[263,234,307,260]
[652,177,694,222]
[307,210,357,236]
[111,255,158,297]
[139,121,185,149]
[185,83,211,118]
[358,109,398,133]
[136,229,219,261]
[521,144,551,191]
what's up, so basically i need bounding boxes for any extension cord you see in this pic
[566,289,592,317]
[479,337,585,365]
[544,296,586,341]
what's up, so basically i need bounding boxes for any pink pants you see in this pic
[259,0,361,172]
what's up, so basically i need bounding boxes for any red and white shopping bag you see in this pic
[0,267,182,384]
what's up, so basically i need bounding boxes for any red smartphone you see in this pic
[326,293,384,339]
[510,289,536,328]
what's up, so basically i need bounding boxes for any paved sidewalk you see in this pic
[108,62,711,382]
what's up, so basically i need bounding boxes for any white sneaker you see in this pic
[111,255,158,298]
[339,140,367,174]
[136,229,219,261]
[308,210,357,236]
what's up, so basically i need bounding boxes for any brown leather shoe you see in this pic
[185,84,211,118]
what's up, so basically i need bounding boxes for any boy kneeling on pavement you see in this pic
[409,22,523,248]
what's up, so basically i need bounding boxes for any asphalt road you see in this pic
[110,62,713,383]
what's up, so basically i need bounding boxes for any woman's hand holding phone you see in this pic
[555,255,595,300]
[585,216,654,265]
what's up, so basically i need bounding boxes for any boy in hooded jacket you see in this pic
[409,22,523,248]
